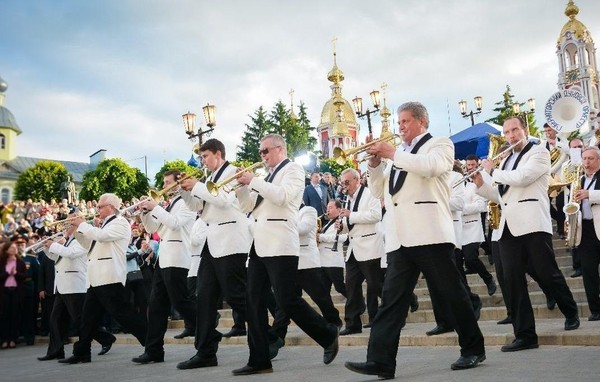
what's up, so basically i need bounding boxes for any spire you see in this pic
[558,0,592,43]
[379,82,393,137]
[289,88,298,121]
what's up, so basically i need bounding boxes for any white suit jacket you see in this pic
[297,206,321,270]
[368,135,456,248]
[461,181,487,245]
[476,142,552,237]
[340,185,385,262]
[448,171,465,247]
[74,214,131,287]
[141,195,196,269]
[188,216,207,278]
[317,218,346,268]
[47,237,87,294]
[181,162,252,258]
[237,160,304,257]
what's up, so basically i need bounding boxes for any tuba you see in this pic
[544,89,590,134]
[486,134,507,230]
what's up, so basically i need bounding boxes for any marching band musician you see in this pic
[541,123,570,238]
[60,193,147,364]
[337,168,385,335]
[133,170,197,365]
[176,138,252,370]
[473,116,579,353]
[38,219,115,361]
[571,146,600,322]
[317,199,347,298]
[346,102,485,379]
[233,133,339,375]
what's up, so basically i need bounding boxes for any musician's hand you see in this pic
[237,171,254,186]
[335,220,342,232]
[316,233,320,244]
[39,291,47,300]
[92,217,103,227]
[43,240,54,249]
[71,217,85,227]
[56,237,66,245]
[179,178,198,191]
[472,171,484,188]
[338,208,351,219]
[480,159,494,174]
[366,141,396,161]
[575,189,589,202]
[139,200,157,211]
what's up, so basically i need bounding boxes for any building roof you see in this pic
[0,156,91,183]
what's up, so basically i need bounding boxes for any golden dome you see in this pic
[558,1,593,44]
[320,96,357,127]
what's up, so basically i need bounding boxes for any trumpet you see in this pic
[45,212,98,230]
[452,139,525,188]
[333,134,403,165]
[23,231,65,253]
[147,167,209,202]
[206,162,266,196]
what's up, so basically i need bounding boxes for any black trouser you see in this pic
[20,293,36,342]
[124,277,148,315]
[0,287,21,343]
[498,229,578,343]
[344,254,384,329]
[194,250,247,359]
[40,293,55,334]
[579,220,600,315]
[367,244,484,369]
[184,276,197,332]
[491,241,511,316]
[47,293,114,356]
[550,191,566,235]
[73,283,147,356]
[245,247,336,369]
[321,267,347,297]
[145,266,197,357]
[462,242,494,285]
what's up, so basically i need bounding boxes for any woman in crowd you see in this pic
[0,241,26,349]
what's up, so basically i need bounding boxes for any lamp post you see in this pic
[352,89,381,136]
[512,98,536,128]
[458,96,483,126]
[182,103,216,145]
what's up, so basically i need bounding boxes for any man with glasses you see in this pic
[59,193,147,364]
[233,133,339,375]
[337,168,385,335]
[346,102,485,379]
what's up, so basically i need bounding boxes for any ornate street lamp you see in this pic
[182,103,216,145]
[512,98,536,128]
[458,96,483,126]
[352,89,381,136]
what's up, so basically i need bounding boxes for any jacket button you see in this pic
[255,219,258,222]
[394,203,398,206]
[504,203,507,206]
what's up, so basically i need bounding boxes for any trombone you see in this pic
[333,134,403,165]
[206,162,266,196]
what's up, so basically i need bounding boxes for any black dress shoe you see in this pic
[269,337,284,360]
[98,336,116,356]
[501,338,539,352]
[345,361,395,380]
[362,322,373,329]
[497,316,512,325]
[546,296,556,310]
[38,352,65,361]
[571,269,582,278]
[174,328,195,339]
[565,316,580,331]
[132,352,164,364]
[410,294,419,313]
[59,354,91,364]
[426,325,454,336]
[450,353,486,370]
[486,280,497,296]
[323,331,339,365]
[222,328,247,338]
[339,328,361,336]
[232,364,273,376]
[176,354,217,370]
[588,313,600,321]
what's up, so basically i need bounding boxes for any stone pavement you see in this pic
[2,342,599,382]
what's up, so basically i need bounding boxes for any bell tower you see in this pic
[556,1,600,121]
[0,75,22,162]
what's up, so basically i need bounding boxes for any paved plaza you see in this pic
[1,342,599,382]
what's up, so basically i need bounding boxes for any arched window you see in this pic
[1,188,10,204]
[0,134,5,149]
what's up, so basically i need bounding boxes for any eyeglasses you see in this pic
[572,146,583,149]
[97,204,110,210]
[259,146,281,156]
[341,179,352,186]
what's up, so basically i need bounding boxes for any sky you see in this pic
[1,0,599,183]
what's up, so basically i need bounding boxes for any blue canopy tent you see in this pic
[450,122,502,160]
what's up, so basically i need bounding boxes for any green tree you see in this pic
[154,160,201,190]
[319,157,356,178]
[79,158,149,202]
[14,161,69,201]
[486,84,540,137]
[237,106,269,163]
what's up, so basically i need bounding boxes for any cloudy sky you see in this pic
[1,0,599,181]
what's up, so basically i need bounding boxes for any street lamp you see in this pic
[458,96,483,126]
[352,89,381,136]
[512,98,536,127]
[182,103,216,145]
